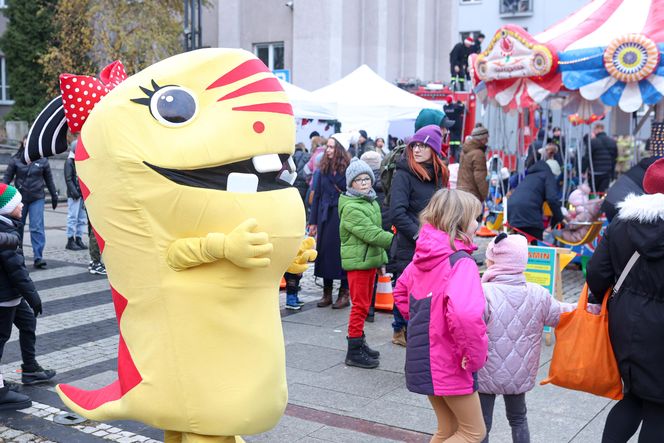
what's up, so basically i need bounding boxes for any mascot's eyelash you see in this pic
[130,80,165,106]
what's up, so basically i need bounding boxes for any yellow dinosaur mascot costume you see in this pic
[25,48,316,442]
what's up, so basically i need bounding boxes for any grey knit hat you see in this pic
[471,126,489,138]
[345,158,375,188]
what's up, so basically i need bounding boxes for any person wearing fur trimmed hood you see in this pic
[586,157,664,441]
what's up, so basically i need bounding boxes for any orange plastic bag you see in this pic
[540,284,623,400]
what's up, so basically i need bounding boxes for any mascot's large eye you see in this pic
[149,86,198,127]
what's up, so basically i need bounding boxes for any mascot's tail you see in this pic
[57,286,143,420]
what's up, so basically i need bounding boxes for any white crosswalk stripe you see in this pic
[6,303,116,343]
[1,335,119,383]
[39,279,110,302]
[28,266,88,283]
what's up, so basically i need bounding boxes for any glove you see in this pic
[51,194,58,210]
[32,301,42,317]
[26,294,42,317]
[287,237,318,274]
[223,219,273,268]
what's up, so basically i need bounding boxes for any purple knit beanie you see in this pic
[409,125,443,156]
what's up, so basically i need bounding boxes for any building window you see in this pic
[500,0,533,15]
[253,42,285,70]
[460,0,481,3]
[0,57,12,105]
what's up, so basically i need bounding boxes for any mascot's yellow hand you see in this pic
[224,219,273,268]
[286,237,318,274]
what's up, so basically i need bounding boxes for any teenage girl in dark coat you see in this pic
[388,125,449,345]
[309,136,351,309]
[586,158,664,442]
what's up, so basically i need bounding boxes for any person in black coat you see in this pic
[0,184,54,410]
[449,37,474,91]
[507,160,564,243]
[2,140,58,269]
[308,135,351,309]
[601,155,660,222]
[586,158,664,441]
[388,125,448,345]
[64,140,88,251]
[583,123,618,193]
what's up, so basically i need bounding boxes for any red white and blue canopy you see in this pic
[474,0,664,112]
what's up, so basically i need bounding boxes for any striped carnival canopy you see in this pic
[473,0,664,112]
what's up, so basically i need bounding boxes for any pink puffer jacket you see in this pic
[394,224,488,396]
[477,273,577,395]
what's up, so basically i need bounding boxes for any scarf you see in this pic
[346,187,377,201]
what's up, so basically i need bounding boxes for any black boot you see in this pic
[345,337,379,369]
[0,387,31,410]
[362,334,380,358]
[66,237,81,250]
[75,236,88,249]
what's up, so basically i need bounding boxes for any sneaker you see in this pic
[285,294,302,311]
[21,364,56,385]
[295,296,305,306]
[89,262,107,275]
[0,387,31,410]
[33,259,47,269]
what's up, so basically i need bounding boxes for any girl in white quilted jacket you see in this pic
[477,233,597,443]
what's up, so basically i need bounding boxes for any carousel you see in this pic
[470,0,664,262]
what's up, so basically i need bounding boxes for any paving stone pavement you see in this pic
[0,207,635,442]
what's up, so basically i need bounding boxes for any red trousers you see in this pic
[347,269,377,338]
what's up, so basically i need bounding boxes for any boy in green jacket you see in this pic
[339,159,394,369]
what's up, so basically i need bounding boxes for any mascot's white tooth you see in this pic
[227,172,258,193]
[287,156,296,172]
[252,154,282,172]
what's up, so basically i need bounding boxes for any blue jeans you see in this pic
[391,272,407,332]
[66,198,87,238]
[20,199,45,261]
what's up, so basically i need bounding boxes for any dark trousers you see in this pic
[14,299,37,366]
[593,173,612,194]
[88,218,101,263]
[284,272,302,294]
[479,393,530,443]
[0,305,18,362]
[323,278,348,290]
[602,392,664,443]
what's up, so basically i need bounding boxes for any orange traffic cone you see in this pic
[477,225,497,237]
[280,276,286,290]
[375,274,394,311]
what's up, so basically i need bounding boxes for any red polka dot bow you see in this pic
[59,61,127,133]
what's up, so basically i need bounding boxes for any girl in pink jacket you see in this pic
[395,189,488,443]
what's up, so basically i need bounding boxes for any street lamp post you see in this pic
[184,0,203,51]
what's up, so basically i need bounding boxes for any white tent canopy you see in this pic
[279,80,336,120]
[312,65,438,138]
